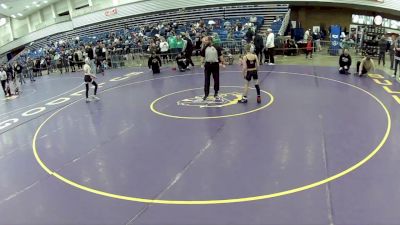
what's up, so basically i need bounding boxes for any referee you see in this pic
[200,36,225,101]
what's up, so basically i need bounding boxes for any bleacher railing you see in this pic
[18,39,366,77]
[279,8,291,36]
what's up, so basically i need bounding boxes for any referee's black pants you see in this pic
[204,62,220,97]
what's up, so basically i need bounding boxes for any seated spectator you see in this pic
[285,39,297,56]
[236,21,243,32]
[339,49,352,75]
[250,15,258,23]
[224,20,231,29]
[176,53,189,72]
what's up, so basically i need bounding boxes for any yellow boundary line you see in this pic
[32,71,391,205]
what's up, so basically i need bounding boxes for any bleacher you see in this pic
[26,4,288,57]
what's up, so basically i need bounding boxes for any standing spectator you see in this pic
[194,34,203,56]
[95,43,106,75]
[159,37,169,64]
[265,28,275,65]
[389,35,396,70]
[0,67,8,97]
[304,29,310,41]
[69,52,76,73]
[76,48,84,70]
[313,31,322,52]
[14,62,25,85]
[26,58,35,82]
[176,35,184,53]
[182,34,194,68]
[393,36,400,79]
[168,34,177,58]
[6,63,14,80]
[62,52,69,73]
[305,36,313,59]
[34,59,41,77]
[245,28,254,43]
[254,33,264,65]
[378,35,387,66]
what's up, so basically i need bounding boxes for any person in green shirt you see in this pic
[212,33,221,47]
[168,35,177,57]
[176,35,184,53]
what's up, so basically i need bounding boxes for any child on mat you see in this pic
[238,44,261,104]
[83,58,100,102]
[148,52,162,74]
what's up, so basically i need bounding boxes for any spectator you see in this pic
[250,15,257,23]
[356,55,375,77]
[285,39,297,56]
[254,33,264,65]
[245,28,254,43]
[159,38,169,64]
[339,49,352,75]
[389,34,396,70]
[306,36,313,59]
[394,35,400,78]
[182,34,194,68]
[148,52,162,74]
[264,28,275,65]
[176,52,189,72]
[378,35,387,66]
[224,20,231,29]
[0,66,8,97]
[168,34,178,58]
[14,62,25,85]
[236,21,243,32]
[26,58,35,82]
[176,35,185,53]
[304,29,310,42]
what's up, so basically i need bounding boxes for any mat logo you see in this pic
[177,92,242,108]
[0,72,143,131]
[369,73,400,105]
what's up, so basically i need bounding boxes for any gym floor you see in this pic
[0,59,399,225]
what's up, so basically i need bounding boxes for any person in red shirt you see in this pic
[306,36,313,59]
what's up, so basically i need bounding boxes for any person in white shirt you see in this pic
[250,15,258,23]
[83,58,100,102]
[264,28,275,65]
[304,29,310,42]
[159,38,169,64]
[0,67,8,97]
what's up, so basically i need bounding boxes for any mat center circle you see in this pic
[150,86,274,119]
